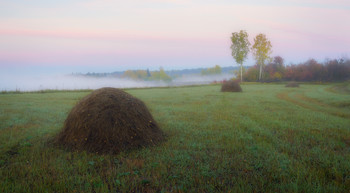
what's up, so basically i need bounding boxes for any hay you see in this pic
[54,87,165,154]
[285,82,299,87]
[221,80,242,92]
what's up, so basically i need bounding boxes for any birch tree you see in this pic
[230,30,250,82]
[252,33,272,81]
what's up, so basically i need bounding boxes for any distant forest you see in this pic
[243,57,350,82]
[82,66,238,81]
[80,57,349,83]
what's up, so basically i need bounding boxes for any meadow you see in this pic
[0,83,349,192]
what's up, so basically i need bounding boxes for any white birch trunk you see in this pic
[240,65,243,82]
[259,64,262,81]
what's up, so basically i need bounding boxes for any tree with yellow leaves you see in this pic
[252,33,272,81]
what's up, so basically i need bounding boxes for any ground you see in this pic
[0,83,349,192]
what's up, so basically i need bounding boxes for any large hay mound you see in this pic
[285,82,299,87]
[54,87,165,154]
[221,80,242,92]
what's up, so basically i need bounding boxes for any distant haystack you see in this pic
[54,87,165,154]
[221,80,242,92]
[285,82,300,87]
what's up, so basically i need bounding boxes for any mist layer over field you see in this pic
[0,73,234,91]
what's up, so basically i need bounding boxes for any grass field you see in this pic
[0,83,349,192]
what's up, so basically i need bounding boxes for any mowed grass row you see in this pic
[0,83,349,192]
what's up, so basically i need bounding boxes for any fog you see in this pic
[0,73,234,92]
[170,73,234,86]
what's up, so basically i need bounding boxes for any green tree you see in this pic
[230,30,250,82]
[146,69,151,77]
[122,70,148,80]
[201,65,222,75]
[233,67,246,80]
[244,66,259,82]
[252,33,272,81]
[150,67,172,82]
[123,70,138,80]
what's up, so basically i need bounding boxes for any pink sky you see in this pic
[0,0,349,73]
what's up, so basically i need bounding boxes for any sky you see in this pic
[0,0,349,74]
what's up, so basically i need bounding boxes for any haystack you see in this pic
[54,87,165,154]
[285,82,299,87]
[221,80,242,92]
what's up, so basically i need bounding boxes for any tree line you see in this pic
[244,57,350,82]
[201,65,222,75]
[230,30,349,82]
[123,65,228,81]
[122,67,172,82]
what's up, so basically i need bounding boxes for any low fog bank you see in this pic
[0,74,167,91]
[0,73,234,92]
[171,73,233,86]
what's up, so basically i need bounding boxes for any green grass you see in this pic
[0,83,349,192]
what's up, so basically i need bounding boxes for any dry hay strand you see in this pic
[285,82,300,87]
[53,87,165,154]
[221,80,242,92]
